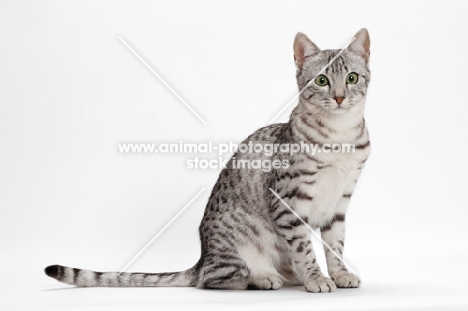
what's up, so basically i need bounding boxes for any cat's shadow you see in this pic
[42,286,88,291]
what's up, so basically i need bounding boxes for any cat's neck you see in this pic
[288,100,365,143]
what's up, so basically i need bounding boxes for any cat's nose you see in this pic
[334,97,345,105]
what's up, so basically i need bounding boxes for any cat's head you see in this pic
[293,29,370,115]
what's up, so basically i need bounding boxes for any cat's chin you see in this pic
[329,107,348,115]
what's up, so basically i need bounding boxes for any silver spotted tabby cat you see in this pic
[46,29,371,293]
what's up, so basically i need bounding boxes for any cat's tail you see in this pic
[44,264,199,287]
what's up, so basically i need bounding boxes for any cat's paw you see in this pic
[304,276,336,293]
[333,272,361,288]
[249,275,282,290]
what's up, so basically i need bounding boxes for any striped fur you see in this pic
[45,29,371,292]
[44,264,199,287]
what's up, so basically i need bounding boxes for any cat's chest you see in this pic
[290,153,365,228]
[309,153,362,191]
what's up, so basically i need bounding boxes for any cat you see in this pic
[45,28,371,293]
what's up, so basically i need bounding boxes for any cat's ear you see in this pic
[293,32,320,68]
[348,28,370,62]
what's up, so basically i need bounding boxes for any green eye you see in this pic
[346,72,359,84]
[315,75,329,86]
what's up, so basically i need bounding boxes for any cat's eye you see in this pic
[346,72,359,84]
[315,75,329,86]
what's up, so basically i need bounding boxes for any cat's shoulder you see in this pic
[244,123,286,143]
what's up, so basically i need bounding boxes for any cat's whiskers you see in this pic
[292,105,322,125]
[304,108,324,126]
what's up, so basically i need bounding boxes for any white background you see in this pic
[1,0,468,310]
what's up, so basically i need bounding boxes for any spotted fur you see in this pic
[45,29,371,292]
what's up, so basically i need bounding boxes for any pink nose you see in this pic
[334,97,345,105]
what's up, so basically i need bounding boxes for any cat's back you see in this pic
[242,123,286,147]
[202,123,286,217]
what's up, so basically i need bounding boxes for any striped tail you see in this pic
[44,264,198,287]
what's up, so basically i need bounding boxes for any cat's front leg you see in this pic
[273,204,336,293]
[320,213,361,288]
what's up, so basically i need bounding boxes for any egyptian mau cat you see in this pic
[45,29,371,293]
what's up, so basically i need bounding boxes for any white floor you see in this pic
[2,271,467,310]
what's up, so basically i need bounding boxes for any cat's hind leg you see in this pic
[198,212,283,290]
[197,253,250,290]
[237,228,283,290]
[198,245,282,290]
